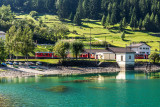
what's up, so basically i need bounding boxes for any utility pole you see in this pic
[90,27,91,60]
[159,41,160,54]
[73,23,74,31]
[105,36,106,49]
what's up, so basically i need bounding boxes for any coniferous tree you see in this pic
[119,20,123,31]
[82,0,90,18]
[73,12,82,26]
[139,18,143,30]
[110,3,117,25]
[155,14,159,31]
[69,12,74,21]
[76,0,83,18]
[101,14,106,26]
[122,17,127,29]
[105,13,110,28]
[143,13,150,31]
[130,14,137,30]
[150,13,155,31]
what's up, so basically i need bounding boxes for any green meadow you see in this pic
[16,14,160,53]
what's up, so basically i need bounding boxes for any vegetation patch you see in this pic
[46,85,68,93]
[73,79,90,83]
[88,87,107,90]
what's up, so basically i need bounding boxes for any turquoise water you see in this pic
[1,71,160,107]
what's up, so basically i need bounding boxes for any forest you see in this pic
[1,0,160,31]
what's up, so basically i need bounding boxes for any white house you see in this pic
[128,43,151,55]
[106,47,136,69]
[0,31,6,40]
[84,47,136,69]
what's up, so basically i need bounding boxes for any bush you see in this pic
[73,30,78,34]
[29,11,38,17]
[149,52,160,63]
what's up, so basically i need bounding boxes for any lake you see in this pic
[0,71,160,107]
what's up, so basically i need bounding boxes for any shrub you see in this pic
[149,52,160,63]
[29,11,38,17]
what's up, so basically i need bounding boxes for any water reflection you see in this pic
[0,76,41,84]
[0,71,160,84]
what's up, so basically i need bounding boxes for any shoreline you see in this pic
[0,66,120,78]
[0,63,160,78]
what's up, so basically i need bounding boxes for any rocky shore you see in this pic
[0,66,120,78]
[0,62,160,78]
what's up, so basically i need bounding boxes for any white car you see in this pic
[13,62,19,65]
[36,62,42,65]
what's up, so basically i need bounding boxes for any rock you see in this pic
[88,87,107,90]
[46,85,68,92]
[150,76,160,79]
[0,95,11,107]
[73,80,90,83]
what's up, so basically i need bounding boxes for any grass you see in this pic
[15,13,160,53]
[14,59,60,64]
[135,59,150,62]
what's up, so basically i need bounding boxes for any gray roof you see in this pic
[106,47,135,53]
[84,49,110,53]
[84,47,135,54]
[128,43,151,48]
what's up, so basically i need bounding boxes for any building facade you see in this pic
[116,52,135,69]
[95,52,115,60]
[128,43,151,55]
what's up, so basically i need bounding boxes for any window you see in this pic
[121,56,123,61]
[129,55,131,59]
[143,48,145,49]
[140,48,142,49]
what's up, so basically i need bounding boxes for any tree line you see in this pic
[0,0,56,13]
[0,5,69,44]
[2,0,160,31]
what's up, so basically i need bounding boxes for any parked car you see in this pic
[6,61,10,64]
[29,62,35,65]
[13,62,19,65]
[1,63,7,67]
[36,62,42,65]
[24,62,30,66]
[19,62,24,65]
[9,62,13,65]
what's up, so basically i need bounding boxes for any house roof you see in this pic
[84,47,135,54]
[84,49,110,53]
[106,47,135,53]
[127,43,151,48]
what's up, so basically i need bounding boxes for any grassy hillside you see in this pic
[16,14,160,53]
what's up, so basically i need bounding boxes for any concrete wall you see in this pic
[116,53,135,69]
[95,53,115,60]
